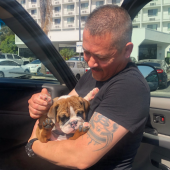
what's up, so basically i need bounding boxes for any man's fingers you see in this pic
[29,105,47,119]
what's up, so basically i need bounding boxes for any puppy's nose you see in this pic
[70,120,78,129]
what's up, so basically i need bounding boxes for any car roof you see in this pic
[138,59,163,63]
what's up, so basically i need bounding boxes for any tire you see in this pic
[0,71,4,78]
[24,69,30,73]
[76,74,80,80]
[37,67,41,73]
[24,69,31,79]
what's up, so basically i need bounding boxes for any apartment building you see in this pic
[15,0,170,60]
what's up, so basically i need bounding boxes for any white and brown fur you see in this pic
[36,88,99,143]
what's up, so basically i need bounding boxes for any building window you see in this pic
[21,0,25,4]
[67,17,74,24]
[67,5,74,11]
[31,0,36,4]
[31,9,37,15]
[54,19,61,25]
[148,9,158,17]
[54,6,61,13]
[133,25,138,28]
[147,24,157,30]
[81,16,87,22]
[168,23,170,31]
[112,0,117,4]
[81,3,88,9]
[168,8,170,15]
[96,1,104,7]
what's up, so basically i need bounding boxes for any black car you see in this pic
[137,59,169,88]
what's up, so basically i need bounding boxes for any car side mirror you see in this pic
[136,64,159,91]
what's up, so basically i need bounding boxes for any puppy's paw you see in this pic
[78,122,90,132]
[42,118,54,130]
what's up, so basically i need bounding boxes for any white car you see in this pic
[0,53,25,65]
[0,59,30,78]
[25,59,41,73]
[66,60,89,80]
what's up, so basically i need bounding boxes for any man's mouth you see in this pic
[91,67,102,72]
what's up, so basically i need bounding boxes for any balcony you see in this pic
[63,0,75,4]
[52,24,61,29]
[64,11,75,16]
[53,13,61,17]
[76,9,89,14]
[28,3,37,9]
[31,15,38,19]
[163,0,170,5]
[53,0,61,5]
[163,15,170,21]
[132,19,140,23]
[144,1,161,8]
[142,17,160,23]
[64,24,75,28]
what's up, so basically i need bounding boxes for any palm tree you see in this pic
[39,0,52,74]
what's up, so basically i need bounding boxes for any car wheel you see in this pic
[164,79,168,88]
[24,69,30,73]
[37,67,41,73]
[0,71,4,78]
[76,74,80,80]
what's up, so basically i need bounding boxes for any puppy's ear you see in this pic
[79,97,90,113]
[47,101,59,123]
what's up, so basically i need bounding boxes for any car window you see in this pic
[66,62,75,68]
[133,0,170,98]
[14,55,21,59]
[0,19,58,81]
[0,54,5,59]
[77,62,83,68]
[7,55,13,59]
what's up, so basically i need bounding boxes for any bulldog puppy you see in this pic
[36,88,99,143]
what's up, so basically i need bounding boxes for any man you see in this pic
[28,5,150,170]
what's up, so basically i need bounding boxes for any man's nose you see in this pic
[88,56,98,68]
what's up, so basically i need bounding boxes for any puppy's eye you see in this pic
[60,115,69,124]
[77,111,84,118]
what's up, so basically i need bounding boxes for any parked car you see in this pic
[0,53,24,65]
[66,60,89,79]
[68,56,84,61]
[137,59,169,88]
[1,1,170,170]
[25,59,41,74]
[0,59,30,78]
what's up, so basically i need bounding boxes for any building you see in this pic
[15,0,170,60]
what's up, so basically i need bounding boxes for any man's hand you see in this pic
[28,88,52,119]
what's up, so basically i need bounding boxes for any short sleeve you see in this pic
[95,71,150,133]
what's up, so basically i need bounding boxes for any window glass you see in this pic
[21,0,25,5]
[81,3,88,9]
[81,16,87,22]
[67,17,74,24]
[66,62,75,68]
[55,19,61,24]
[31,0,36,4]
[54,6,61,13]
[0,61,8,66]
[30,59,41,64]
[77,62,83,68]
[14,55,21,59]
[0,54,5,59]
[31,10,37,15]
[147,24,157,30]
[7,61,19,66]
[148,9,158,17]
[96,1,104,7]
[133,2,170,98]
[67,5,74,11]
[7,55,13,59]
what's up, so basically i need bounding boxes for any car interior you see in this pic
[0,0,170,170]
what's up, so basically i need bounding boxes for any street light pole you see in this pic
[79,0,81,61]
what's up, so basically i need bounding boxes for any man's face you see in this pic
[83,29,126,81]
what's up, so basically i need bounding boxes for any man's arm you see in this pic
[68,88,78,96]
[31,112,129,169]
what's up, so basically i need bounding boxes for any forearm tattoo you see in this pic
[87,112,119,151]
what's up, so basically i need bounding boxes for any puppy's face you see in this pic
[47,95,90,134]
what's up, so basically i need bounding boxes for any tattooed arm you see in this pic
[31,112,129,169]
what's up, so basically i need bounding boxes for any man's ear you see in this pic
[124,42,133,59]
